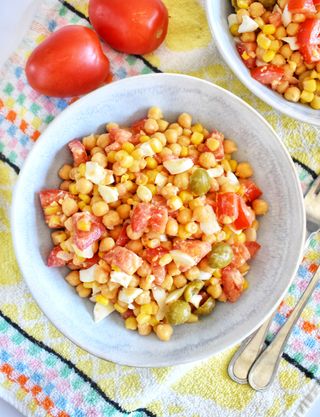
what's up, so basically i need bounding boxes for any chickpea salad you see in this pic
[39,107,268,341]
[229,0,320,109]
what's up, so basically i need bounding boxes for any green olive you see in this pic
[166,300,191,325]
[184,280,204,302]
[196,297,215,315]
[208,242,233,269]
[189,168,211,195]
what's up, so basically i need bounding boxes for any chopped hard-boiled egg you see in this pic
[71,243,94,259]
[98,185,119,203]
[93,302,115,323]
[281,4,292,27]
[189,294,202,309]
[281,37,299,51]
[56,251,73,262]
[137,185,153,202]
[110,271,132,288]
[198,270,213,281]
[118,287,143,304]
[238,15,259,33]
[170,250,196,268]
[79,264,97,282]
[200,205,221,235]
[152,286,166,321]
[163,158,194,175]
[155,172,167,187]
[226,172,239,185]
[207,166,224,178]
[85,161,106,184]
[227,13,238,28]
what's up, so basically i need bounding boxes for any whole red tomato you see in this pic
[89,0,168,55]
[25,25,110,97]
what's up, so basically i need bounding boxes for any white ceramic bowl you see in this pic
[206,0,320,126]
[11,74,305,367]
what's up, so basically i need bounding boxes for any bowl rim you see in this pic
[205,0,320,127]
[11,73,306,366]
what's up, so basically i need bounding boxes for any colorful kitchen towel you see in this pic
[0,1,319,416]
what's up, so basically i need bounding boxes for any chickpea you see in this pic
[295,64,307,76]
[62,197,78,217]
[178,113,192,128]
[147,106,163,120]
[116,204,131,219]
[244,227,257,242]
[76,284,91,298]
[252,199,269,215]
[128,275,140,288]
[173,172,189,190]
[90,146,104,156]
[157,119,169,132]
[279,44,292,60]
[91,201,109,217]
[169,143,182,157]
[99,237,115,252]
[235,162,253,179]
[106,122,119,132]
[169,123,183,135]
[272,54,286,66]
[76,178,93,194]
[178,135,191,146]
[102,210,121,228]
[126,225,143,240]
[192,205,210,222]
[185,266,200,281]
[286,22,299,36]
[82,134,96,150]
[65,271,80,286]
[91,152,108,168]
[240,32,256,43]
[60,180,71,191]
[177,208,192,224]
[109,225,122,240]
[94,266,109,283]
[173,274,187,288]
[69,167,78,180]
[284,86,301,102]
[144,118,159,134]
[223,139,237,154]
[207,284,222,299]
[248,2,265,17]
[113,161,127,176]
[126,239,143,252]
[167,262,180,277]
[237,9,249,24]
[59,164,72,180]
[198,152,216,169]
[291,51,303,65]
[165,218,179,236]
[152,132,167,145]
[165,129,178,144]
[96,133,110,148]
[137,261,152,278]
[155,324,173,341]
[276,80,289,94]
[135,290,151,305]
[138,324,152,336]
[275,26,286,40]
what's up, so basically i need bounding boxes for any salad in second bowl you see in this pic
[39,107,268,341]
[229,0,320,109]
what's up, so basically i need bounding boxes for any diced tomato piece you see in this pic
[297,19,320,64]
[71,212,105,250]
[233,197,255,230]
[216,192,239,223]
[288,0,316,14]
[230,243,251,268]
[104,142,121,152]
[39,189,69,208]
[236,42,256,69]
[245,241,261,258]
[131,118,147,134]
[48,245,70,267]
[152,263,166,285]
[314,0,320,6]
[103,246,143,275]
[149,206,168,233]
[122,310,134,319]
[240,179,262,203]
[116,223,130,246]
[68,140,88,166]
[221,267,244,302]
[173,240,211,265]
[151,195,167,207]
[268,11,282,27]
[145,247,169,263]
[131,203,152,233]
[67,254,99,270]
[251,65,284,85]
[109,128,132,144]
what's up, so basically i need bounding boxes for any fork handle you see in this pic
[248,267,320,391]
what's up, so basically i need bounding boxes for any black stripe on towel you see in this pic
[0,152,20,174]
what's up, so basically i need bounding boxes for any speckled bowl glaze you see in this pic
[206,0,320,126]
[11,74,305,367]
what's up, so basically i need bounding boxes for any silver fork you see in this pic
[228,174,320,391]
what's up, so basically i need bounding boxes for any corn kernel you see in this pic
[146,157,158,169]
[179,190,193,203]
[51,231,67,245]
[77,219,91,232]
[230,23,239,36]
[140,135,150,143]
[180,145,189,157]
[146,170,158,183]
[78,163,86,177]
[233,232,246,243]
[44,205,60,215]
[137,185,153,202]
[69,183,78,195]
[125,317,137,330]
[159,253,173,267]
[83,282,95,289]
[122,142,135,153]
[114,303,127,314]
[150,138,163,153]
[229,159,238,172]
[221,159,232,172]
[243,279,249,290]
[207,137,220,151]
[146,184,157,195]
[95,294,109,307]
[257,33,272,49]
[223,226,233,240]
[262,50,276,63]
[78,201,86,210]
[310,95,320,109]
[149,316,159,326]
[131,148,144,160]
[136,173,148,185]
[213,269,222,279]
[167,196,183,210]
[185,221,198,234]
[140,304,153,315]
[177,225,192,239]
[187,314,199,323]
[191,131,204,145]
[300,90,314,103]
[237,0,249,8]
[303,79,317,93]
[78,194,90,204]
[262,24,276,35]
[136,313,151,325]
[191,123,203,133]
